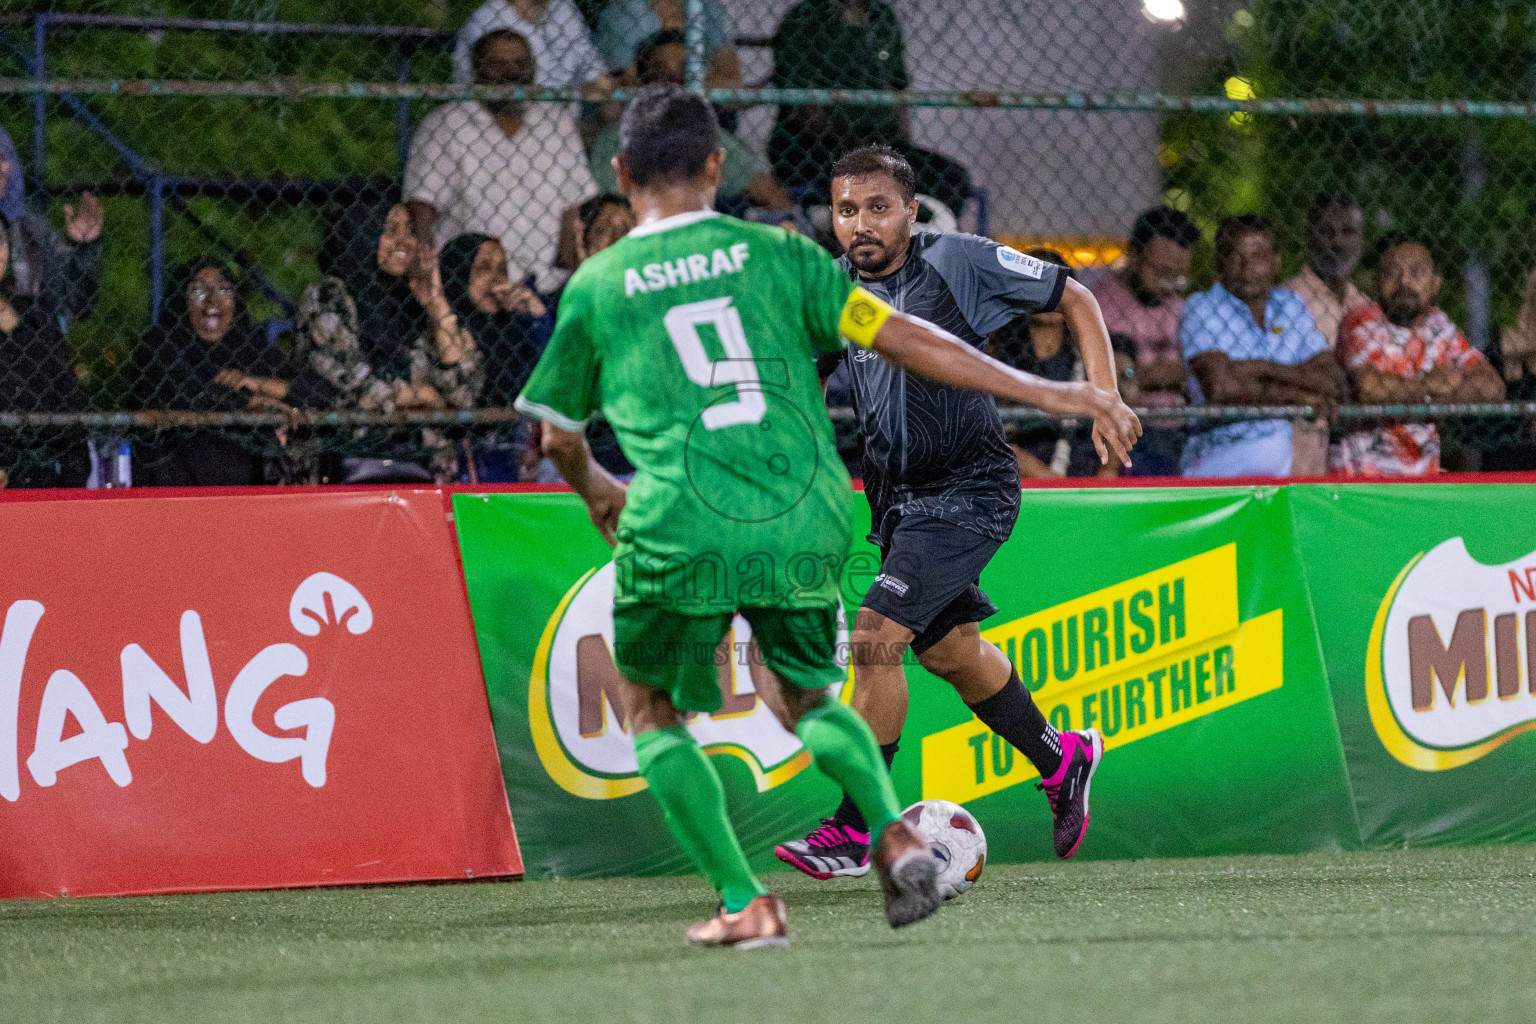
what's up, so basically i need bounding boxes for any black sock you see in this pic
[830,740,898,836]
[968,666,1063,779]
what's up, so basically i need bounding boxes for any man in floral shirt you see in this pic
[1338,238,1504,475]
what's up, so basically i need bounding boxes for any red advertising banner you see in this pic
[0,488,520,897]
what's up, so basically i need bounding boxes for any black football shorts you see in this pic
[861,513,1001,655]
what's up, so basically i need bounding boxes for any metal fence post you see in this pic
[30,14,46,191]
[684,0,706,95]
[396,40,413,174]
[149,175,165,326]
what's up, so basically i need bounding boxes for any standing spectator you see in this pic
[586,32,792,210]
[0,134,104,331]
[0,211,89,489]
[1283,193,1369,349]
[452,0,609,90]
[133,261,294,486]
[769,0,971,218]
[1180,215,1339,478]
[1090,206,1199,476]
[407,30,597,295]
[596,0,740,93]
[1337,238,1504,476]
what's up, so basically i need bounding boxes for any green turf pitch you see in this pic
[4,846,1535,1023]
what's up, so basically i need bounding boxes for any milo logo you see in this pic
[527,563,849,799]
[1367,537,1536,770]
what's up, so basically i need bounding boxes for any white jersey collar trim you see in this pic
[626,209,721,238]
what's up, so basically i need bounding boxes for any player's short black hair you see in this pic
[470,28,531,76]
[1307,190,1360,222]
[1128,206,1200,252]
[831,145,917,204]
[618,83,720,188]
[635,29,686,83]
[578,192,631,234]
[1215,213,1276,259]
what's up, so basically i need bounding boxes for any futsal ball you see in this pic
[903,799,987,900]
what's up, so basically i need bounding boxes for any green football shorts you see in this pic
[611,603,844,713]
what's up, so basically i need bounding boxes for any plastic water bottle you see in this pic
[115,441,132,488]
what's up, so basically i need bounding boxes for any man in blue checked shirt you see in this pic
[1180,214,1341,477]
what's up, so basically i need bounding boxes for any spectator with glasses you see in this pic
[133,261,295,486]
[1090,206,1199,475]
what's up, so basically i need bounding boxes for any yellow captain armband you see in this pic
[837,286,895,349]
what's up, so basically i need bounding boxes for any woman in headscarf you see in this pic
[0,210,89,488]
[322,200,430,384]
[429,232,546,481]
[133,259,293,486]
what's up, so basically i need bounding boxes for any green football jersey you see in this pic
[516,210,859,614]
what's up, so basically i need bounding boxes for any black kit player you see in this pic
[775,146,1140,879]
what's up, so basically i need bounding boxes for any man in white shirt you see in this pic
[407,30,598,294]
[452,0,608,89]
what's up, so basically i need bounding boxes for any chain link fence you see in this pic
[1,0,1535,486]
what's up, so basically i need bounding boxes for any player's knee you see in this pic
[850,608,912,667]
[624,685,682,734]
[777,686,833,731]
[916,643,967,683]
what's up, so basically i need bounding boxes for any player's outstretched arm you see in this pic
[868,310,1143,468]
[540,420,628,545]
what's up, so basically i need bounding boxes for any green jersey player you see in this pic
[517,84,1140,949]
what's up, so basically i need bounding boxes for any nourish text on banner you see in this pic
[923,544,1284,802]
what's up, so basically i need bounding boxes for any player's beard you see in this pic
[847,234,903,276]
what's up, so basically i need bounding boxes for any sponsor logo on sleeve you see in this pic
[996,246,1047,280]
[1367,537,1536,771]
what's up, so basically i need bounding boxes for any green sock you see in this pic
[795,699,903,837]
[633,725,767,913]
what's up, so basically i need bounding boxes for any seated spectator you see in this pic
[436,232,543,410]
[995,248,1115,480]
[407,29,597,296]
[1499,266,1536,389]
[133,261,294,486]
[409,233,549,481]
[525,194,637,482]
[596,0,741,94]
[1337,238,1504,476]
[0,211,89,489]
[769,0,971,218]
[0,131,103,332]
[1283,192,1369,349]
[575,192,636,264]
[321,199,429,384]
[587,32,792,210]
[1180,214,1339,478]
[453,0,609,90]
[1091,205,1199,476]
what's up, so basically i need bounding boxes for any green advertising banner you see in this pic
[453,486,1357,879]
[1290,483,1536,849]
